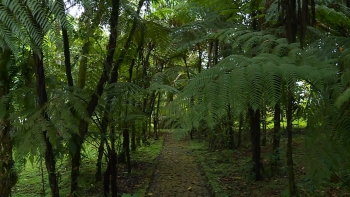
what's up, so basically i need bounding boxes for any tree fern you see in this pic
[168,39,338,134]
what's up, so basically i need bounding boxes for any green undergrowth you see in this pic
[130,136,164,196]
[190,133,347,197]
[12,136,164,197]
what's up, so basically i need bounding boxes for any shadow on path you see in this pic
[147,133,211,197]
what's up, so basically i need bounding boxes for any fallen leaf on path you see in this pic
[188,187,192,191]
[148,193,153,196]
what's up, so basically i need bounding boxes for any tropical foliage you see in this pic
[0,0,350,197]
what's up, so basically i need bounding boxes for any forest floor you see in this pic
[146,132,212,197]
[188,130,350,197]
[12,136,164,197]
[11,129,350,197]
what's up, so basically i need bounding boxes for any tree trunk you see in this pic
[0,115,16,197]
[62,25,73,86]
[95,135,105,182]
[110,126,118,197]
[249,107,262,181]
[214,39,219,65]
[0,51,16,197]
[237,112,243,148]
[34,52,60,197]
[70,138,82,196]
[261,107,267,146]
[71,0,121,195]
[78,41,90,88]
[271,103,281,172]
[131,123,136,151]
[142,121,147,144]
[227,104,235,149]
[154,92,161,139]
[123,126,131,173]
[283,0,298,194]
[197,43,202,73]
[103,127,118,197]
[286,92,298,196]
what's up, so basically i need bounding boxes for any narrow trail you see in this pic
[147,133,211,197]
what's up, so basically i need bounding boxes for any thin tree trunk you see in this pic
[0,118,16,197]
[128,39,142,152]
[249,107,262,181]
[110,126,118,196]
[261,107,267,146]
[123,126,131,173]
[0,102,16,196]
[78,41,90,88]
[184,57,195,139]
[237,112,243,148]
[207,41,213,69]
[271,103,281,172]
[103,149,118,197]
[214,39,219,65]
[227,104,235,149]
[154,92,161,139]
[131,123,136,151]
[283,0,298,194]
[286,92,298,196]
[95,136,104,182]
[105,1,146,190]
[34,52,60,197]
[62,26,73,86]
[197,43,202,73]
[0,50,16,197]
[71,0,121,195]
[142,121,147,144]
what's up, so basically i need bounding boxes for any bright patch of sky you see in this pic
[65,1,83,18]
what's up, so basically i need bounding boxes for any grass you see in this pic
[12,135,164,197]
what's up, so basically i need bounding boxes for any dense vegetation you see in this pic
[0,0,350,196]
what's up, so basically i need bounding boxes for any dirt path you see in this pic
[147,133,211,197]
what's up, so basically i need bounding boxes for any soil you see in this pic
[146,133,212,197]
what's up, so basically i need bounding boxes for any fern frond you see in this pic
[49,0,72,30]
[3,0,46,48]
